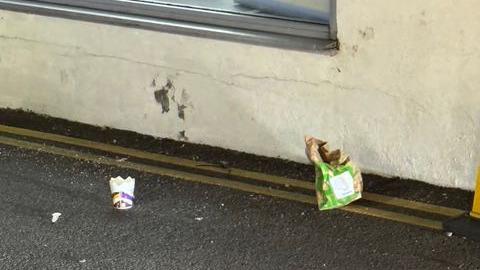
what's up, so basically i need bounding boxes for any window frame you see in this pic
[0,0,337,51]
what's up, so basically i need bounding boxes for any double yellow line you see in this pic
[0,124,465,230]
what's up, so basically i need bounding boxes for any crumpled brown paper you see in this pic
[305,136,362,193]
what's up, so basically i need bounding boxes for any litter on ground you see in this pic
[51,212,61,223]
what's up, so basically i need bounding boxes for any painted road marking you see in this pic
[0,135,444,230]
[0,124,465,218]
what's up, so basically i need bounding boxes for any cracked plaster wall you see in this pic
[1,0,480,189]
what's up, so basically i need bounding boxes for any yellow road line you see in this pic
[0,124,464,218]
[361,193,463,218]
[0,135,444,231]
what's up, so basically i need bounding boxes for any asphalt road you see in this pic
[1,144,480,270]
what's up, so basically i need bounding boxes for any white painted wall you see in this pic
[1,0,479,190]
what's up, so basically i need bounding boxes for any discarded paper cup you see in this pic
[109,176,135,210]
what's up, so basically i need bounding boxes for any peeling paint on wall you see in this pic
[151,77,191,121]
[358,27,375,40]
[177,104,187,120]
[178,130,188,141]
[154,79,174,113]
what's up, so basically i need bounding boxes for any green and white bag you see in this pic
[305,136,363,210]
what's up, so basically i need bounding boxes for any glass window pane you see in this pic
[142,0,330,23]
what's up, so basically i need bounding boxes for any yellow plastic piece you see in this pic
[470,167,480,219]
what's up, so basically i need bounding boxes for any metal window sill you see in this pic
[0,0,337,52]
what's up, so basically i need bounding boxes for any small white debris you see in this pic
[51,212,62,223]
[79,259,86,263]
[219,161,229,167]
[116,158,128,162]
[445,232,453,237]
[210,240,214,244]
[113,139,117,144]
[220,203,225,207]
[195,217,204,221]
[301,212,305,216]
